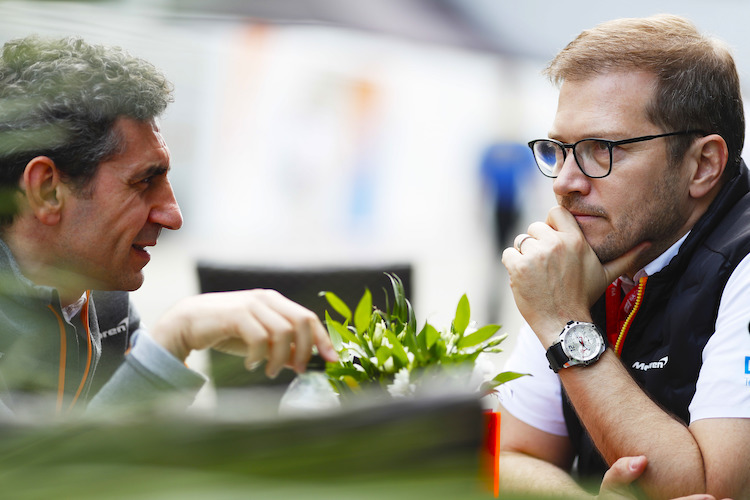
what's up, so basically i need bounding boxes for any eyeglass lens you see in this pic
[532,140,611,178]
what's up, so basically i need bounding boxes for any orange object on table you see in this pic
[482,411,501,497]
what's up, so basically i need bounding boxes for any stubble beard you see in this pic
[562,173,687,268]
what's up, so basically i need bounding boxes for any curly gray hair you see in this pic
[0,35,174,224]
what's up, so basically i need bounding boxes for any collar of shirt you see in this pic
[619,232,691,294]
[62,292,87,323]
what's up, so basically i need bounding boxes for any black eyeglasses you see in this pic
[527,130,705,178]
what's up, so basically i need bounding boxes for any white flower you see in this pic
[352,363,366,373]
[387,368,416,398]
[342,342,366,360]
[372,322,386,347]
[383,357,395,373]
[444,329,460,352]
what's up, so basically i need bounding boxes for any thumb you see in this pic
[599,456,648,500]
[602,241,652,285]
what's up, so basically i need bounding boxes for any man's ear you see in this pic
[21,156,64,226]
[689,134,728,199]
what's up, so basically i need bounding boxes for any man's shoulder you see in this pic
[704,190,750,255]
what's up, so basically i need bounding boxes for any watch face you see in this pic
[562,323,604,362]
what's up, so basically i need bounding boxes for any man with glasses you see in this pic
[498,14,750,499]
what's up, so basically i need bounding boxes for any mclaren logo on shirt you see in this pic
[632,356,668,372]
[101,317,128,338]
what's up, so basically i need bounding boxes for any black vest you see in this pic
[564,163,750,477]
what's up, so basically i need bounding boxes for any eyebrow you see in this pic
[139,164,169,178]
[548,130,626,142]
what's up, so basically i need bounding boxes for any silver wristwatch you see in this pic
[546,321,606,373]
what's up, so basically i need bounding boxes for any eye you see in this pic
[136,175,156,187]
[136,169,167,187]
[589,140,611,161]
[132,166,169,189]
[593,141,609,152]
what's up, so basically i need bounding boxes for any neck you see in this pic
[3,225,89,307]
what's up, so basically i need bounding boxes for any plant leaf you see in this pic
[480,371,529,393]
[320,291,352,322]
[327,316,359,346]
[406,299,417,337]
[354,288,372,334]
[473,333,508,353]
[325,364,357,378]
[375,346,392,367]
[382,286,391,323]
[491,371,529,384]
[401,324,423,364]
[453,294,470,335]
[386,331,409,367]
[324,311,343,351]
[423,323,439,349]
[456,324,501,349]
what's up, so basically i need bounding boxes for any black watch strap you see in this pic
[546,342,567,373]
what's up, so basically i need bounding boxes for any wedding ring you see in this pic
[514,233,534,253]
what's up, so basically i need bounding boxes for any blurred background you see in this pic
[2,0,749,381]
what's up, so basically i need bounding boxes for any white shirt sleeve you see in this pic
[495,323,568,436]
[689,253,750,422]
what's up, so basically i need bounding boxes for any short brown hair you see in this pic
[546,14,744,176]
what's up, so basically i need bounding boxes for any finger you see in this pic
[255,290,339,365]
[506,222,551,255]
[311,317,338,363]
[501,245,520,270]
[266,330,294,379]
[513,233,532,253]
[228,312,269,367]
[599,456,648,499]
[245,299,295,378]
[602,241,652,284]
[521,221,559,252]
[290,315,314,373]
[286,310,338,369]
[545,205,582,233]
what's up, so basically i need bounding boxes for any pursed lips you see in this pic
[571,211,600,221]
[566,209,607,231]
[563,200,607,222]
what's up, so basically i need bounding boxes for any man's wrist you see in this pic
[150,320,190,362]
[546,321,606,373]
[532,315,593,349]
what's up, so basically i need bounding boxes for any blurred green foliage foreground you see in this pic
[0,392,497,500]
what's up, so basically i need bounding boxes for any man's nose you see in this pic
[151,181,183,230]
[553,152,591,197]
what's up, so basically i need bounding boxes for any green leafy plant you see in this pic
[321,273,525,399]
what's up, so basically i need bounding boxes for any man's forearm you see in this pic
[559,351,706,499]
[499,451,594,499]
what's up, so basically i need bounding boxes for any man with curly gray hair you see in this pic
[0,35,337,416]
